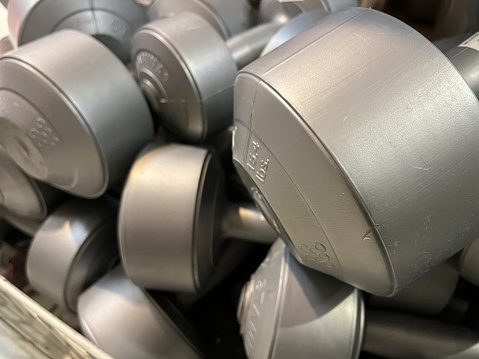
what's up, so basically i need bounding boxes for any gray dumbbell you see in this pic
[78,266,203,359]
[368,257,459,316]
[0,30,154,198]
[148,0,254,39]
[131,1,335,142]
[0,149,60,219]
[26,197,118,312]
[232,7,479,296]
[239,240,479,359]
[7,0,148,63]
[119,142,276,293]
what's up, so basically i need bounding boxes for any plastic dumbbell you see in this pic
[368,258,459,315]
[119,142,276,292]
[148,0,254,38]
[0,149,60,219]
[0,30,154,198]
[7,0,148,62]
[232,7,479,296]
[78,266,203,359]
[26,197,118,312]
[239,240,479,359]
[131,1,337,142]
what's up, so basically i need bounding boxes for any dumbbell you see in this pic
[0,149,60,219]
[131,0,341,142]
[7,0,148,63]
[0,30,154,198]
[232,7,479,296]
[119,142,276,292]
[2,211,42,236]
[26,197,118,312]
[239,240,479,359]
[368,257,459,316]
[78,266,203,359]
[148,0,255,38]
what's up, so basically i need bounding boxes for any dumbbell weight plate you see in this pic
[232,7,479,296]
[8,0,148,62]
[0,30,153,198]
[238,239,363,359]
[78,266,203,359]
[148,0,254,38]
[26,197,118,312]
[0,149,58,219]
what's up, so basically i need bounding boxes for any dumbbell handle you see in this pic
[363,310,479,358]
[446,39,479,97]
[222,202,277,244]
[226,21,283,69]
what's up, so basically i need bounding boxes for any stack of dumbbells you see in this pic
[1,0,479,358]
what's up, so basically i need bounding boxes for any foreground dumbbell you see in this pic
[232,7,479,296]
[78,266,203,359]
[7,0,148,62]
[0,149,60,219]
[239,240,479,358]
[148,0,254,38]
[0,30,154,198]
[119,143,276,292]
[26,197,118,312]
[132,0,335,142]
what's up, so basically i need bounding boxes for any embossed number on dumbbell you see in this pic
[29,118,60,147]
[136,51,170,82]
[244,278,266,355]
[246,140,269,183]
[299,243,334,267]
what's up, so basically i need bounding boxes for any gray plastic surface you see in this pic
[0,150,59,219]
[8,0,148,62]
[238,240,363,359]
[233,7,479,296]
[26,197,118,312]
[78,266,203,359]
[459,237,479,286]
[148,0,253,38]
[119,143,275,292]
[0,30,153,198]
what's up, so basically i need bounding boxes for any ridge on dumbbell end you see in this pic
[118,142,277,293]
[77,266,204,359]
[148,0,255,39]
[7,0,148,63]
[26,197,119,312]
[368,256,459,316]
[0,149,62,219]
[131,0,344,142]
[0,30,154,198]
[239,240,479,359]
[232,7,479,297]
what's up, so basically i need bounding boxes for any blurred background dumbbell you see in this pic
[239,240,479,359]
[0,30,154,198]
[78,266,204,359]
[7,0,148,63]
[26,197,118,312]
[148,0,255,38]
[119,142,276,292]
[232,7,479,296]
[131,0,351,142]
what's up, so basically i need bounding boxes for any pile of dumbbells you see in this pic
[1,0,479,358]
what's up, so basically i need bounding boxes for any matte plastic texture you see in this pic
[26,197,118,312]
[7,0,148,62]
[238,240,363,359]
[0,30,154,198]
[232,7,479,296]
[78,266,203,359]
